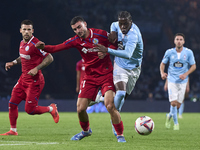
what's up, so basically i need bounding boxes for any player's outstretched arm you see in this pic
[27,54,54,76]
[5,56,21,71]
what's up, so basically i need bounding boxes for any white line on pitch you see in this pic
[0,141,59,146]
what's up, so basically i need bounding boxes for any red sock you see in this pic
[31,106,50,114]
[79,121,90,131]
[113,121,124,136]
[9,105,18,128]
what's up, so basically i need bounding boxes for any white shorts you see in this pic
[168,82,187,103]
[113,62,141,95]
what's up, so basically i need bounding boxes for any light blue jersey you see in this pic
[162,47,195,83]
[108,22,143,70]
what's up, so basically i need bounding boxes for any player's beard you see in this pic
[78,30,86,38]
[23,34,31,42]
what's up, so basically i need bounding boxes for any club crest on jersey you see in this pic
[25,46,29,51]
[93,38,99,44]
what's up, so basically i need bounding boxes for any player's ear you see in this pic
[84,21,87,28]
[32,29,34,34]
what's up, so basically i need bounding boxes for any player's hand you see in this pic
[98,52,106,59]
[179,74,187,80]
[108,31,117,43]
[35,41,45,49]
[161,72,168,80]
[93,44,108,53]
[5,62,14,71]
[28,67,38,76]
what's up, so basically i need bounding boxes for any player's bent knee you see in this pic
[25,106,35,115]
[9,102,18,110]
[105,103,114,112]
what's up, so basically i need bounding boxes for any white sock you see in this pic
[49,106,53,112]
[11,128,17,132]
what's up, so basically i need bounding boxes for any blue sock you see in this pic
[170,105,178,124]
[114,90,126,112]
[118,98,125,112]
[179,103,184,116]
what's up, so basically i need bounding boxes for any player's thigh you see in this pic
[168,82,178,102]
[25,82,44,107]
[113,63,128,85]
[126,66,141,95]
[177,83,187,103]
[101,73,115,96]
[78,80,99,101]
[10,82,26,105]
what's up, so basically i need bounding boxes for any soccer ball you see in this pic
[135,116,154,135]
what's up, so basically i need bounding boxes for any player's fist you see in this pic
[35,41,45,49]
[108,31,117,43]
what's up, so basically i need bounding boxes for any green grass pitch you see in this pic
[0,112,200,150]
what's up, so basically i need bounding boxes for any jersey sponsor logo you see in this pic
[82,48,88,54]
[174,61,183,68]
[25,46,29,51]
[93,38,99,44]
[20,53,31,60]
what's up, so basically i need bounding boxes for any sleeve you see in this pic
[33,38,49,58]
[110,22,118,32]
[43,38,75,53]
[36,49,49,58]
[107,32,137,59]
[162,50,169,64]
[188,50,196,65]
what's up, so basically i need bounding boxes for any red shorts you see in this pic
[78,72,115,101]
[9,75,45,107]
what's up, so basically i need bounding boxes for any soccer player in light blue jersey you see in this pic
[160,33,196,130]
[94,11,143,136]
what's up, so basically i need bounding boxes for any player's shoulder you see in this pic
[65,35,79,43]
[31,36,39,44]
[167,48,175,52]
[183,47,192,52]
[90,28,108,38]
[129,23,142,37]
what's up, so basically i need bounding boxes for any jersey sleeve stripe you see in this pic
[65,37,79,45]
[93,33,107,39]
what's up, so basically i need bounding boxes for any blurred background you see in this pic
[0,0,200,103]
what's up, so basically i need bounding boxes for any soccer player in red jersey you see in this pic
[0,20,59,136]
[35,16,126,142]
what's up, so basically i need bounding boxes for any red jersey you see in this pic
[19,36,49,82]
[43,28,113,77]
[76,59,85,84]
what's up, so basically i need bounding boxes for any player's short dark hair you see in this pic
[118,11,132,21]
[21,19,33,26]
[70,16,85,25]
[174,33,185,40]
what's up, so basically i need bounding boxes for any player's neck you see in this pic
[176,46,183,53]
